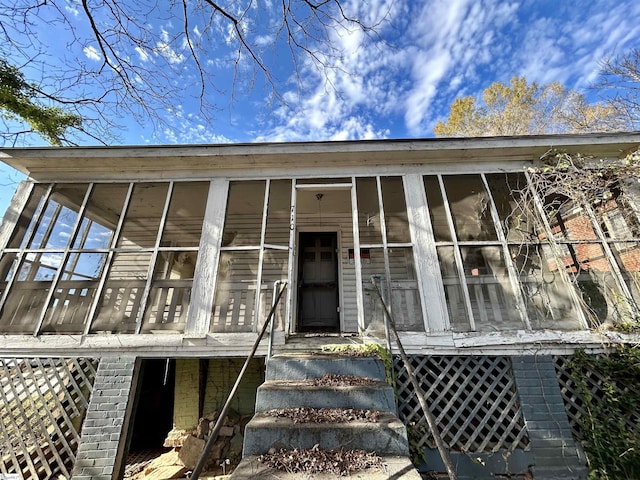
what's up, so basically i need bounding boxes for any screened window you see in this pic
[0,181,209,335]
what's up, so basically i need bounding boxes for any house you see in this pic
[1,133,639,479]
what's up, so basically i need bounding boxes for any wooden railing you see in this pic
[364,279,423,331]
[0,279,194,334]
[211,282,274,333]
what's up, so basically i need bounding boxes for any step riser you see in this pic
[243,417,410,456]
[255,384,396,413]
[266,356,387,382]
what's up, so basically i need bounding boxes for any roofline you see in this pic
[2,132,640,178]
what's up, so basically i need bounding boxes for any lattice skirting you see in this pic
[0,358,99,480]
[394,355,529,454]
[553,354,640,440]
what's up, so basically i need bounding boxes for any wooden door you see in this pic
[297,232,339,331]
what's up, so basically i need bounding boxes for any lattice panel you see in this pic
[554,355,640,439]
[0,358,99,480]
[394,355,529,453]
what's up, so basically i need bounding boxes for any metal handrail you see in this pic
[369,277,458,480]
[190,281,287,480]
[267,280,285,359]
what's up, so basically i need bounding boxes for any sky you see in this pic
[1,0,640,217]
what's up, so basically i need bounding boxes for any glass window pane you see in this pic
[142,250,197,333]
[0,254,56,333]
[40,253,107,334]
[569,243,627,327]
[265,180,292,246]
[18,251,63,281]
[486,173,538,242]
[117,183,169,248]
[356,178,382,245]
[361,248,386,333]
[161,182,208,247]
[211,250,259,332]
[460,246,523,331]
[437,246,469,331]
[91,251,152,333]
[74,183,129,249]
[542,194,598,241]
[381,177,411,243]
[597,193,640,240]
[260,249,289,330]
[443,175,497,241]
[8,184,48,248]
[511,244,583,330]
[389,248,423,331]
[222,181,265,247]
[610,241,640,312]
[423,176,451,242]
[26,184,88,249]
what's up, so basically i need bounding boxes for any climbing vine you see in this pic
[565,347,640,479]
[505,148,640,331]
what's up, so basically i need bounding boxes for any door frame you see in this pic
[292,226,343,333]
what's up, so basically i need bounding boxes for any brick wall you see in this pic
[71,356,138,480]
[173,358,200,430]
[203,358,264,417]
[511,355,587,479]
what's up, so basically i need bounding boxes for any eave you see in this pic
[1,132,639,180]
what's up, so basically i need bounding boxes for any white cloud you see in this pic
[135,47,151,63]
[83,46,101,61]
[156,29,185,64]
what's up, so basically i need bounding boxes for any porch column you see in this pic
[403,174,449,332]
[186,178,229,336]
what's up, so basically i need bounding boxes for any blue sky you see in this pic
[1,0,640,217]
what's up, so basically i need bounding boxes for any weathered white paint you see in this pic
[186,178,229,336]
[34,184,94,335]
[0,329,633,357]
[524,171,590,329]
[285,180,297,334]
[437,174,476,330]
[0,181,33,250]
[481,174,531,329]
[351,177,365,333]
[3,133,638,179]
[404,174,449,332]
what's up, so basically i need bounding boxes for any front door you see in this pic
[297,232,339,332]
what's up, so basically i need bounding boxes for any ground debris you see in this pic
[264,406,381,423]
[311,373,377,387]
[258,445,383,476]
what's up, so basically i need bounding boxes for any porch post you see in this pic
[186,178,229,336]
[403,174,449,332]
[351,177,365,333]
[0,180,33,250]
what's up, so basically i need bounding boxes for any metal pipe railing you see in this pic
[267,280,285,359]
[190,281,287,480]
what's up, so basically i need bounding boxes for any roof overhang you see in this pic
[1,132,640,179]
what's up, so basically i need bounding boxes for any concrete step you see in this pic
[254,380,396,413]
[230,454,423,479]
[266,353,387,382]
[242,412,410,456]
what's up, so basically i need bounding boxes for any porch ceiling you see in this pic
[1,132,640,179]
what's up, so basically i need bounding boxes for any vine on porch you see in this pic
[506,148,640,332]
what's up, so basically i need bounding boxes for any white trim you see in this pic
[404,174,449,332]
[186,178,229,336]
[351,177,365,333]
[293,226,343,333]
[0,181,33,251]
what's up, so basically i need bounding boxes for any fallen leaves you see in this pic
[258,445,383,476]
[264,406,381,424]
